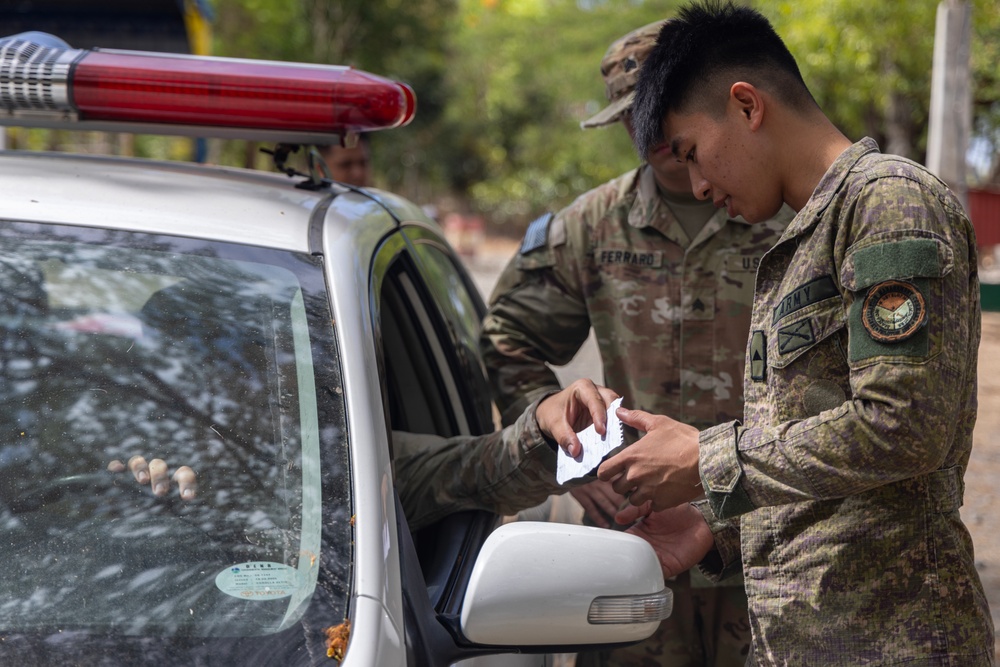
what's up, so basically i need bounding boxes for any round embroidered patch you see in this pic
[862,280,927,342]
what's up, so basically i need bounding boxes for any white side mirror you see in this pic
[459,522,671,647]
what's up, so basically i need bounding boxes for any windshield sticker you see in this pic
[215,562,302,600]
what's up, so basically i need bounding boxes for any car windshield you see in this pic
[0,222,351,663]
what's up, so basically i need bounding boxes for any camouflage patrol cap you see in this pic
[580,20,667,129]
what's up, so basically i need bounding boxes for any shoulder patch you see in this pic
[520,212,554,254]
[861,280,926,342]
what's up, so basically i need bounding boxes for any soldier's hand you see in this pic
[626,503,714,578]
[107,456,197,500]
[570,479,626,529]
[614,499,652,526]
[535,379,620,458]
[597,407,701,511]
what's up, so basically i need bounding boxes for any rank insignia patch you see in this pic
[750,330,766,381]
[861,280,927,343]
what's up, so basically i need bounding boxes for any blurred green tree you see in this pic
[209,0,454,198]
[968,0,1000,183]
[758,0,999,172]
[434,0,681,229]
[193,0,1000,225]
[757,0,934,160]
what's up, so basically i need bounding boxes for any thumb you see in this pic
[615,500,652,526]
[616,406,661,433]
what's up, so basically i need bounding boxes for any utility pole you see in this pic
[927,0,972,209]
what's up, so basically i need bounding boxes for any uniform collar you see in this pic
[782,137,881,240]
[627,164,665,231]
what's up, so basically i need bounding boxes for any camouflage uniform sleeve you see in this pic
[702,175,977,520]
[393,396,581,531]
[691,499,743,582]
[480,212,591,426]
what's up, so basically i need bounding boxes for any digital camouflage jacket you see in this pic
[697,138,995,665]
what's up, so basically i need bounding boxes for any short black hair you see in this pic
[631,0,816,157]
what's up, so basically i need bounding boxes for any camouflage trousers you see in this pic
[574,568,751,667]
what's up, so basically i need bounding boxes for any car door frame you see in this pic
[369,222,526,665]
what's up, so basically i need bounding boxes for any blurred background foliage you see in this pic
[8,0,1000,234]
[209,0,1000,232]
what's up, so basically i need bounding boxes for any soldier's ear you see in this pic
[729,82,763,131]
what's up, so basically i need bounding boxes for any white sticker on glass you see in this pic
[215,561,302,600]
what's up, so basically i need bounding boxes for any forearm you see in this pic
[701,357,968,519]
[394,399,571,531]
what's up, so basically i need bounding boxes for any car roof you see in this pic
[0,150,384,252]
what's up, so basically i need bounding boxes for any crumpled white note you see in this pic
[556,397,624,484]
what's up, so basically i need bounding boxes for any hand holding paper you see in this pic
[557,397,624,484]
[534,379,620,459]
[597,406,702,511]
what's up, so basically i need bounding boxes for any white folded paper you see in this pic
[556,397,624,484]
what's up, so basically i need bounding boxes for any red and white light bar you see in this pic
[0,32,416,142]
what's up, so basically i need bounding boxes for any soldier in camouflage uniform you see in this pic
[480,21,790,667]
[395,379,616,531]
[604,2,995,665]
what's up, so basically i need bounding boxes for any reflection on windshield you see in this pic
[0,225,351,663]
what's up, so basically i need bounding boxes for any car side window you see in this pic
[379,256,469,437]
[374,229,493,440]
[373,229,503,620]
[406,231,494,435]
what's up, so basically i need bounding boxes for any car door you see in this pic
[370,224,546,667]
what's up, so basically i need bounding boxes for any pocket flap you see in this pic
[769,299,844,369]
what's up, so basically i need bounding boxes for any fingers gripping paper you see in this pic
[556,397,624,484]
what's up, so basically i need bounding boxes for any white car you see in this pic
[0,33,670,665]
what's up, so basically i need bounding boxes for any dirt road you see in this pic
[465,238,1000,656]
[965,312,1000,653]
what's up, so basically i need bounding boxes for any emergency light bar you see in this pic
[0,32,416,142]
